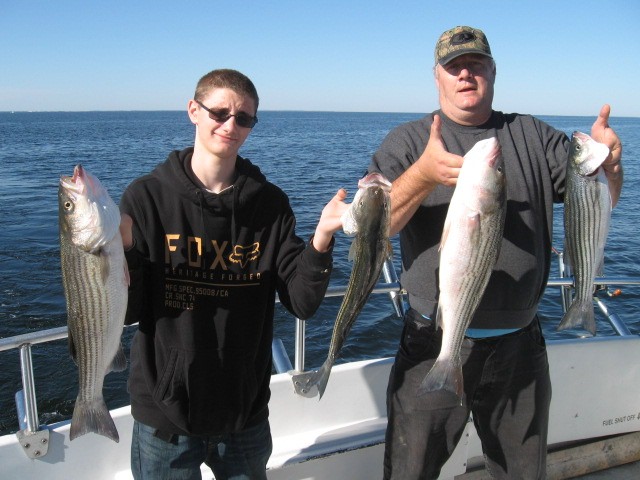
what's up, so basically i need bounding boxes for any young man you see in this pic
[370,26,623,479]
[119,69,347,480]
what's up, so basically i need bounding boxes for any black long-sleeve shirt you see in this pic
[370,110,568,329]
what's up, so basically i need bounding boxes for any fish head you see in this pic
[58,165,120,253]
[569,131,610,177]
[461,137,505,210]
[343,173,392,236]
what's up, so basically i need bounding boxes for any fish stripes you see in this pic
[559,131,611,335]
[59,165,128,443]
[292,173,392,399]
[418,137,506,403]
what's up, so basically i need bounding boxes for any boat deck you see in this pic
[459,460,640,479]
[579,461,640,479]
[457,431,640,480]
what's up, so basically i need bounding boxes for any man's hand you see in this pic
[414,114,464,187]
[312,188,349,252]
[591,104,622,175]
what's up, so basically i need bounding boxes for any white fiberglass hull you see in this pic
[1,335,640,479]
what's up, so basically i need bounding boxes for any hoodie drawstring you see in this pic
[231,185,240,248]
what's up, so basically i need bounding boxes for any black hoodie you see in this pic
[120,147,333,436]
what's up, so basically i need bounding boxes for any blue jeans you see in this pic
[131,419,272,480]
[383,311,551,480]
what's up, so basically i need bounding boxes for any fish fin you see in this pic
[595,257,605,278]
[108,344,128,373]
[68,329,79,366]
[348,239,357,262]
[291,360,332,400]
[70,397,119,443]
[435,305,443,330]
[466,211,481,232]
[417,358,464,405]
[557,298,596,336]
[562,237,573,271]
[100,250,111,285]
[123,256,130,286]
[439,220,451,252]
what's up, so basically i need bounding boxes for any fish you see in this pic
[557,131,611,336]
[59,164,129,442]
[292,173,392,399]
[417,137,506,403]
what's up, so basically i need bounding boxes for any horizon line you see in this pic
[2,109,638,119]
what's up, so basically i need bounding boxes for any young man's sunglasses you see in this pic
[195,100,258,129]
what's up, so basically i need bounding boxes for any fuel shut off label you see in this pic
[602,411,640,427]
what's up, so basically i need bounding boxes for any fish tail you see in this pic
[291,360,332,400]
[557,299,596,336]
[70,397,119,443]
[417,358,464,404]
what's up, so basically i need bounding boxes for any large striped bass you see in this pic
[558,131,611,336]
[417,137,506,403]
[59,165,128,442]
[292,173,392,399]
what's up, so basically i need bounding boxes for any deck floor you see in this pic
[575,460,640,479]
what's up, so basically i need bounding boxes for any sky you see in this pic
[1,0,639,117]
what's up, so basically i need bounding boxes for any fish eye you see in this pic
[64,201,74,211]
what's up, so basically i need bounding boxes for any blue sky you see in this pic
[2,0,639,116]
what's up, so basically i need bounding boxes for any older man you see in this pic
[370,26,623,479]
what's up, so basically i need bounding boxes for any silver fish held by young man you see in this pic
[59,165,129,442]
[292,173,392,399]
[417,137,506,403]
[558,131,611,336]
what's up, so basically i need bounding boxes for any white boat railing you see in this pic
[1,256,639,459]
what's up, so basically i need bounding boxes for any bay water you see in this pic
[1,111,639,435]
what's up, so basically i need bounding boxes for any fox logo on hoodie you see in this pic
[229,242,261,268]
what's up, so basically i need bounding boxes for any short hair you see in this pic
[194,69,259,112]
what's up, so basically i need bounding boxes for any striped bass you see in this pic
[417,137,506,403]
[558,131,611,336]
[59,165,128,442]
[292,173,392,399]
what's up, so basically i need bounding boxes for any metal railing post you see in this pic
[294,318,306,373]
[594,297,633,336]
[15,343,50,459]
[272,338,293,373]
[18,344,38,433]
[382,258,404,318]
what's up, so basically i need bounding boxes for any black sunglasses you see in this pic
[195,100,258,129]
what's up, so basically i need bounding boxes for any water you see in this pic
[1,111,639,436]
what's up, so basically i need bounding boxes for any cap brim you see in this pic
[438,49,493,66]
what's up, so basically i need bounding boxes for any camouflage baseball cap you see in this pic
[435,26,492,66]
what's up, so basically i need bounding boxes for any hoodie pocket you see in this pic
[153,346,259,434]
